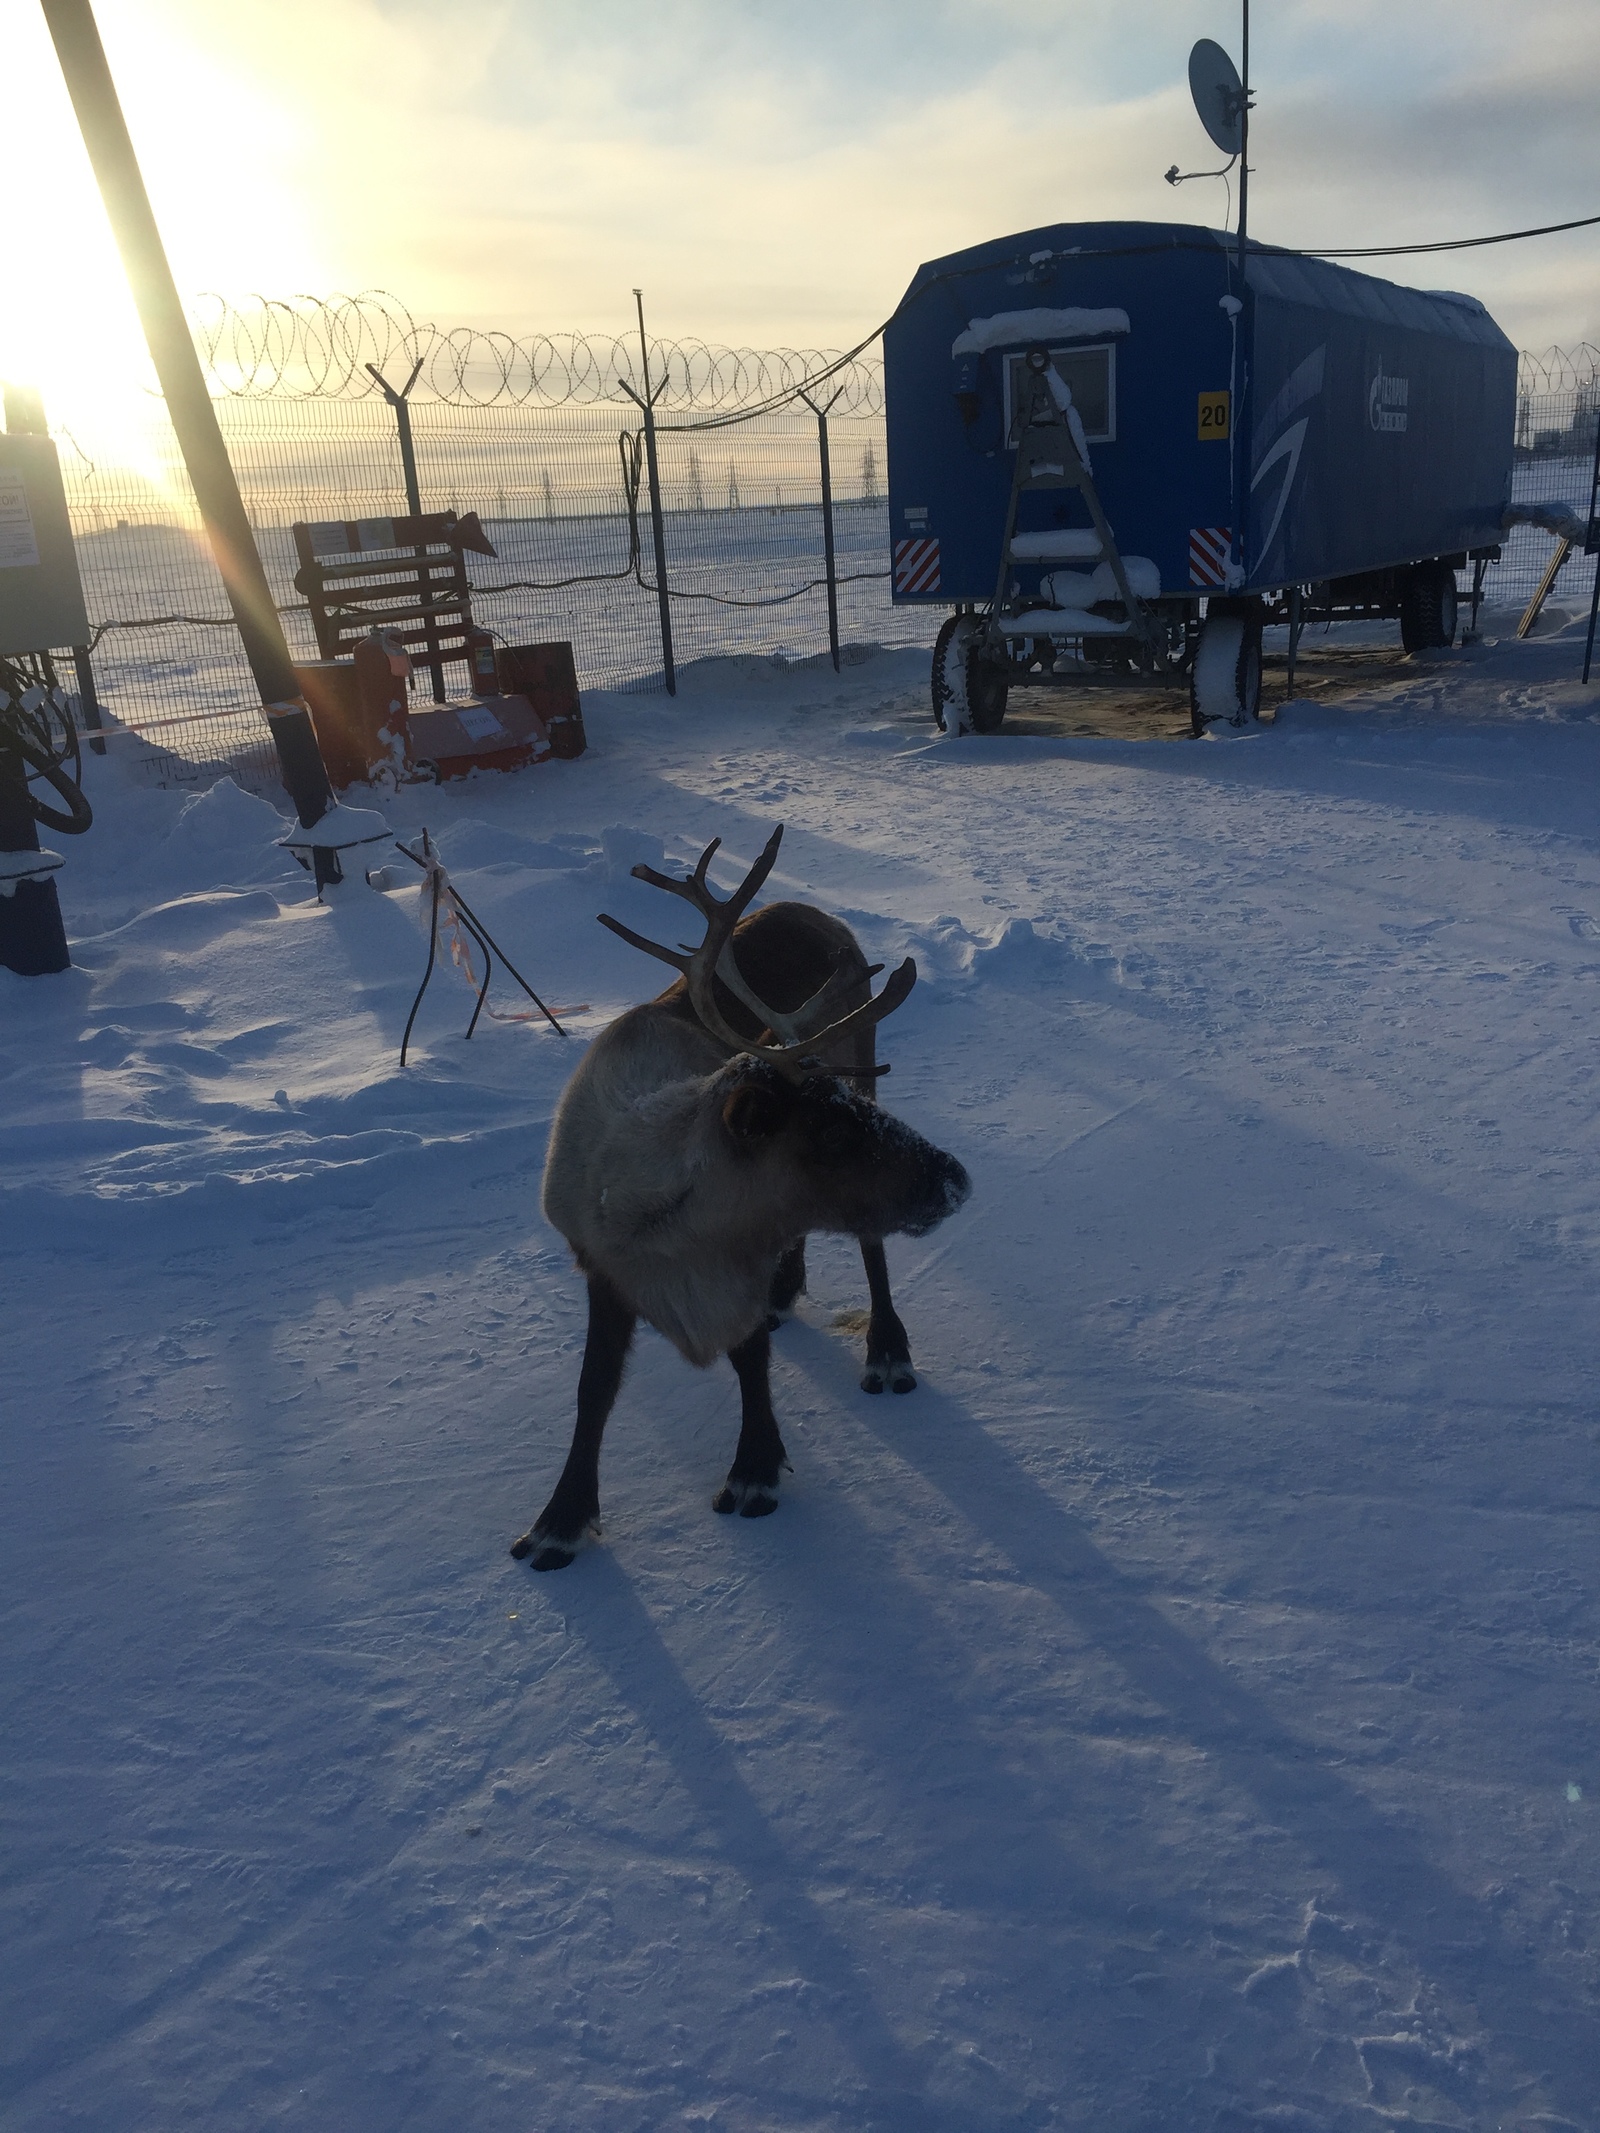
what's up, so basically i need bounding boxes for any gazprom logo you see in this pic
[1369,358,1409,434]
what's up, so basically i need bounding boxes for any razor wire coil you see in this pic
[189,291,886,415]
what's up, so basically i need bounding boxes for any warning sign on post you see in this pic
[0,469,42,570]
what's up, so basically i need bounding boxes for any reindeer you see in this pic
[513,826,971,1570]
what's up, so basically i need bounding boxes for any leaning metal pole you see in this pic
[40,0,334,835]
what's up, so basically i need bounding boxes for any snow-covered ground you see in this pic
[5,621,1599,2131]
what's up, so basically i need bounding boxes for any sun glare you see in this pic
[4,0,329,472]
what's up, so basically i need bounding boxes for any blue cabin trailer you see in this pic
[883,220,1517,733]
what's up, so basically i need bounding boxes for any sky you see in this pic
[3,0,1599,438]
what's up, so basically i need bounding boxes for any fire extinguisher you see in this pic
[465,626,500,695]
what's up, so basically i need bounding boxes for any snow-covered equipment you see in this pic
[290,515,577,785]
[884,220,1517,733]
[0,662,93,976]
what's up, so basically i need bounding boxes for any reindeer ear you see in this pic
[722,1079,790,1142]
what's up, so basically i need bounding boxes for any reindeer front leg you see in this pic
[858,1239,916,1394]
[512,1271,636,1570]
[714,1321,790,1516]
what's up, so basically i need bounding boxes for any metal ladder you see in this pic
[989,349,1155,647]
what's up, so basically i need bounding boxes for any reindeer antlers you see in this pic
[598,825,917,1077]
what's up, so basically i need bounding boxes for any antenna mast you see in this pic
[1237,1,1251,263]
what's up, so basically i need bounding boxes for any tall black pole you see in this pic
[1230,0,1252,589]
[633,289,677,697]
[1236,0,1250,271]
[802,388,844,672]
[40,0,332,829]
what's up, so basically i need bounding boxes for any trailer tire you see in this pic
[931,614,971,732]
[1400,561,1458,652]
[1189,599,1263,735]
[932,615,1008,734]
[967,657,1009,733]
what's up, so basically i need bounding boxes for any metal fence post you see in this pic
[70,645,106,755]
[366,359,448,702]
[801,387,845,672]
[623,290,676,697]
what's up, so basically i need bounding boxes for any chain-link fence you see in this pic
[58,305,919,785]
[1498,345,1600,627]
[43,299,1600,788]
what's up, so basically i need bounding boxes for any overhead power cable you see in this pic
[1300,210,1600,259]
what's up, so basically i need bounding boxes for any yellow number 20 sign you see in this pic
[1198,390,1231,440]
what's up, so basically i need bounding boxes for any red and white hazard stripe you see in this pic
[893,537,941,595]
[1188,526,1232,588]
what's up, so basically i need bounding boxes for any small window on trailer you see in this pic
[1003,343,1117,446]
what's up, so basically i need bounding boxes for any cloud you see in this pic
[8,0,1600,377]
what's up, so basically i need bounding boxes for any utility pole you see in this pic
[1236,0,1251,270]
[1231,0,1253,591]
[40,0,334,834]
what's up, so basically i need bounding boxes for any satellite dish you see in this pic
[1188,38,1244,157]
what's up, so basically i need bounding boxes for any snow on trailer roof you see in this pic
[1243,248,1511,345]
[900,220,1512,351]
[951,308,1130,356]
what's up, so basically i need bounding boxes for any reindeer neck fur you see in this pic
[542,901,889,1367]
[541,998,800,1366]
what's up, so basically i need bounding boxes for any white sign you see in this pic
[0,469,41,570]
[457,704,506,742]
[1369,360,1410,435]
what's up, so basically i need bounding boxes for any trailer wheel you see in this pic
[1400,561,1458,652]
[967,656,1009,733]
[1189,600,1263,735]
[931,614,971,732]
[932,615,1008,734]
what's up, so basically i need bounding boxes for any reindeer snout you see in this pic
[903,1146,971,1236]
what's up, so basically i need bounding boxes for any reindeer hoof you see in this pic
[861,1361,917,1395]
[527,1539,577,1571]
[511,1518,596,1570]
[713,1479,780,1517]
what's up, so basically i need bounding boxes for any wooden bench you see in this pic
[289,512,585,785]
[292,510,499,701]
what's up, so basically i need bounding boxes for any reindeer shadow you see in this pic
[561,1549,996,2131]
[771,1312,1599,2127]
